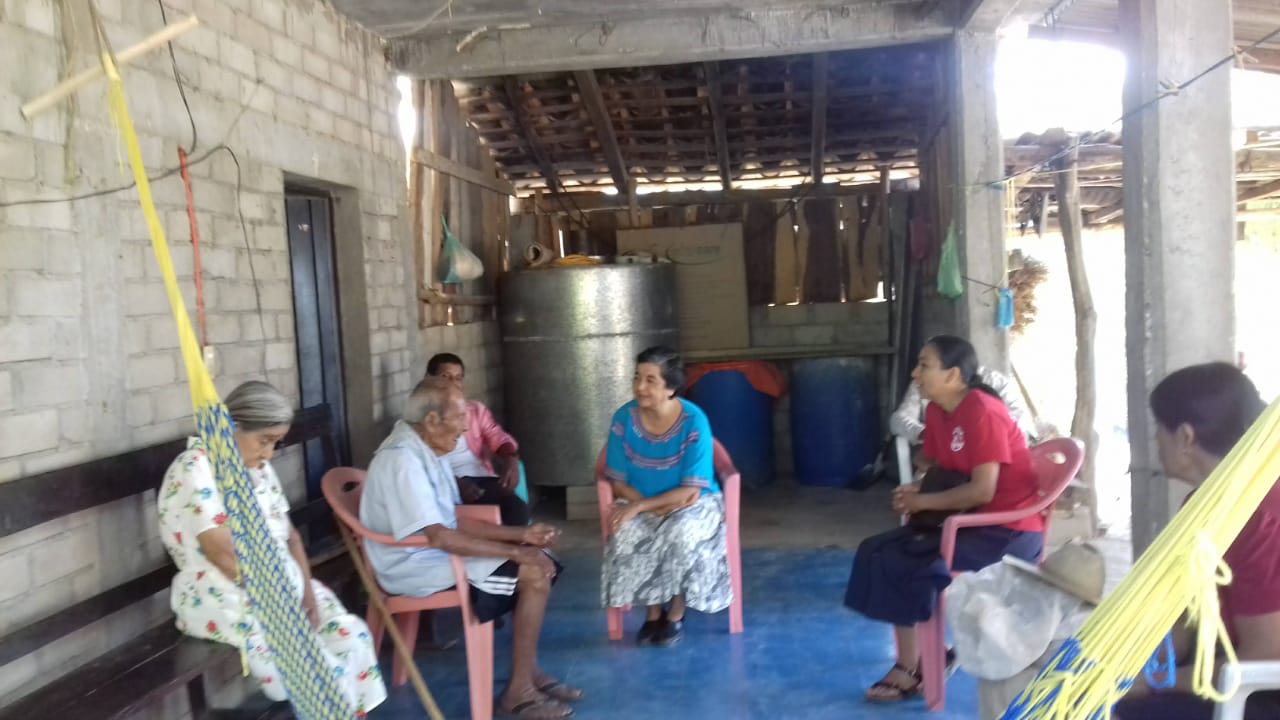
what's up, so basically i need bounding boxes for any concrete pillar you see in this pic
[1121,0,1236,554]
[952,30,1009,371]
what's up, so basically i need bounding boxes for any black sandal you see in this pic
[865,662,922,703]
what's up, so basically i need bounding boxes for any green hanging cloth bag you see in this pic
[937,222,964,299]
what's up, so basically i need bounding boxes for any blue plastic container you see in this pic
[790,357,880,487]
[687,369,775,489]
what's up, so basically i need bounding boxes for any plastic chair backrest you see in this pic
[320,467,430,548]
[1028,437,1085,518]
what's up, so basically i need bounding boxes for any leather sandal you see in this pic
[865,663,923,703]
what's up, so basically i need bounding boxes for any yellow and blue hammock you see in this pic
[103,53,354,719]
[1002,396,1280,719]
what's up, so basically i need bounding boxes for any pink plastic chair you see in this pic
[321,467,498,720]
[594,438,744,640]
[917,437,1084,711]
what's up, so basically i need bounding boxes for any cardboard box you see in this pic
[616,224,750,352]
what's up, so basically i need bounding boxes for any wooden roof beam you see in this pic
[1090,177,1280,225]
[387,4,954,78]
[525,182,885,211]
[810,52,829,185]
[962,0,1065,31]
[1238,178,1280,205]
[572,70,630,192]
[502,77,562,192]
[704,61,733,192]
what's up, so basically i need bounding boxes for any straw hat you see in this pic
[1002,541,1105,605]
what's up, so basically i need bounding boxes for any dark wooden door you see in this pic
[286,195,350,502]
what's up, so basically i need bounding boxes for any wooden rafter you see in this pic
[530,182,882,212]
[1238,177,1280,204]
[502,77,563,192]
[703,61,733,191]
[811,53,830,184]
[1090,176,1280,225]
[572,70,630,191]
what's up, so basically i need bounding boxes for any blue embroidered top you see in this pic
[604,399,719,498]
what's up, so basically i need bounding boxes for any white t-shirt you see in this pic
[360,420,463,596]
[443,433,490,479]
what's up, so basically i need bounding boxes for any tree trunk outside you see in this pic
[1054,142,1101,535]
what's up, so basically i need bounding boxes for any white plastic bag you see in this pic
[439,215,484,283]
[945,562,1089,680]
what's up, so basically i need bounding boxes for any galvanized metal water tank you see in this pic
[499,264,679,488]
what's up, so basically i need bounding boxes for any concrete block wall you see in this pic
[0,0,409,710]
[416,320,504,419]
[747,301,890,483]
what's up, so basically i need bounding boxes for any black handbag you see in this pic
[907,466,970,529]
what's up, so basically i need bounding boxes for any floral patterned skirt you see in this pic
[180,579,386,715]
[601,493,733,613]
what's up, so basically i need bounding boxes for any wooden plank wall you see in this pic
[411,80,512,326]
[533,193,909,306]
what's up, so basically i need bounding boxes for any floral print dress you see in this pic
[158,438,386,715]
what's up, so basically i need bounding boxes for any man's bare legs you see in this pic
[498,561,579,717]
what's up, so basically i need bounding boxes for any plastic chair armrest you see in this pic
[1219,661,1280,695]
[456,504,501,525]
[939,503,1049,568]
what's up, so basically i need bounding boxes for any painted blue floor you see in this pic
[369,549,978,720]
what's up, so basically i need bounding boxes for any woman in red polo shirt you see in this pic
[1115,363,1280,719]
[845,335,1044,703]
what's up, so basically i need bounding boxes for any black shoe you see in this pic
[654,618,684,647]
[636,619,664,646]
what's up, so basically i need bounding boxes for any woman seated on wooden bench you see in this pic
[157,381,387,715]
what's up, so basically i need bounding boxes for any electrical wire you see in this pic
[216,144,271,352]
[0,88,256,209]
[156,0,197,152]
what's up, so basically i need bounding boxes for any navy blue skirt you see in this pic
[843,525,1043,626]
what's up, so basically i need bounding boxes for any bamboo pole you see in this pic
[336,521,446,720]
[21,15,200,119]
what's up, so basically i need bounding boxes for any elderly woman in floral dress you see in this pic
[157,381,386,715]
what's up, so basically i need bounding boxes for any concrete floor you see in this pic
[361,482,1134,719]
[370,548,981,720]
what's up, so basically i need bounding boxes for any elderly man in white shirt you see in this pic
[361,377,582,719]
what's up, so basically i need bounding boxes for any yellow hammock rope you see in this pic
[1002,396,1280,719]
[102,53,355,719]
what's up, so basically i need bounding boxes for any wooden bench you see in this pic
[0,404,349,720]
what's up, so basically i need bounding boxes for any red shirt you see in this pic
[922,389,1043,532]
[1221,477,1280,643]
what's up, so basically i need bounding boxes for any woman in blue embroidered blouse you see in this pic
[600,346,733,647]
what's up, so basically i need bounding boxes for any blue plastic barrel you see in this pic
[790,357,880,487]
[687,369,775,489]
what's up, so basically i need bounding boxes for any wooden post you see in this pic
[703,61,733,192]
[1053,142,1100,535]
[429,80,450,326]
[810,53,829,185]
[410,79,429,328]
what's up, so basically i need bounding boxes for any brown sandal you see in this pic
[865,662,922,703]
[497,698,574,719]
[538,681,585,703]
